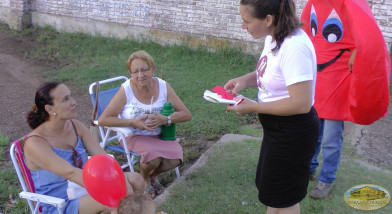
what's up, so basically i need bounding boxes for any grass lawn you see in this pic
[157,137,392,214]
[0,134,29,213]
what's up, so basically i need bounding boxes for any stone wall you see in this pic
[1,0,391,55]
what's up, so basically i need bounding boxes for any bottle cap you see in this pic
[161,102,174,115]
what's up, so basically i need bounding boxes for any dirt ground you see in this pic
[0,27,391,170]
[0,30,93,141]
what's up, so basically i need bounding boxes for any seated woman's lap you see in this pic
[123,135,183,164]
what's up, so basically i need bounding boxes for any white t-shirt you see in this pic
[119,77,168,135]
[256,29,317,104]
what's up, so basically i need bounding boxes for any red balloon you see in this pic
[83,154,126,208]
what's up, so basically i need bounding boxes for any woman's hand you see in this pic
[226,98,254,115]
[348,48,357,72]
[224,78,243,96]
[144,113,167,129]
[224,72,257,96]
[132,115,154,131]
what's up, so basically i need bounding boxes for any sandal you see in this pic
[144,185,156,199]
[152,182,165,195]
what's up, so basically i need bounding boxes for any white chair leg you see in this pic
[33,202,40,214]
[56,206,63,214]
[128,155,135,172]
[175,167,180,178]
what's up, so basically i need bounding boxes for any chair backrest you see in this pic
[88,76,129,118]
[10,136,36,212]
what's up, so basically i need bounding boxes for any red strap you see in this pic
[14,137,35,193]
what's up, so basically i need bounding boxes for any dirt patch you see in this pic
[0,29,93,141]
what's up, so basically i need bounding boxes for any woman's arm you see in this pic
[71,120,107,156]
[98,86,128,127]
[227,80,313,116]
[224,71,257,96]
[348,48,357,72]
[141,82,191,129]
[98,86,150,130]
[24,137,85,187]
[165,82,192,124]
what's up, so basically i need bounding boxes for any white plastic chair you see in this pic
[88,76,180,177]
[10,136,66,214]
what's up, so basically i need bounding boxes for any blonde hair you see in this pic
[126,50,155,71]
[117,194,155,214]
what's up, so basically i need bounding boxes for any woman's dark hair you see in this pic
[27,82,61,129]
[240,0,301,52]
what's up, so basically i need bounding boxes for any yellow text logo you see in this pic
[344,184,390,211]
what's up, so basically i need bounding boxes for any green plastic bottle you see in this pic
[160,102,176,140]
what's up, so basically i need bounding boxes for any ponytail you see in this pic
[272,0,301,53]
[27,106,48,129]
[26,82,60,129]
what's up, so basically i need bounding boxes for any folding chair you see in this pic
[88,76,180,177]
[10,136,66,214]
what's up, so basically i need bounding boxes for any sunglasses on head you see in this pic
[67,145,83,169]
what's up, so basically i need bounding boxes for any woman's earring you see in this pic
[53,112,57,116]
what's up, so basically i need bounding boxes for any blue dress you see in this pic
[30,137,88,214]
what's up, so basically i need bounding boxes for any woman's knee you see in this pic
[79,194,110,213]
[126,172,144,184]
[125,172,144,193]
[149,157,163,166]
[141,158,162,170]
[161,159,180,170]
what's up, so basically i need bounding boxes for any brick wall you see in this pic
[1,0,391,54]
[0,0,10,8]
[30,0,249,41]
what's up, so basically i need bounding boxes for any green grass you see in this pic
[24,25,259,140]
[158,139,263,213]
[158,139,392,214]
[0,133,29,213]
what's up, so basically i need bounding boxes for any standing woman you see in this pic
[24,82,144,213]
[224,0,318,213]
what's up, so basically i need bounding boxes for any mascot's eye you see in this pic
[322,9,343,43]
[310,5,318,36]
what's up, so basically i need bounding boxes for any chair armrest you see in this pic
[108,127,133,137]
[93,120,133,137]
[19,191,66,208]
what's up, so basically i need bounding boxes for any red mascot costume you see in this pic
[301,0,390,125]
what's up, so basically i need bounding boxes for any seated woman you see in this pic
[98,50,192,198]
[24,82,144,214]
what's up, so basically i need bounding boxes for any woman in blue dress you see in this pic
[24,82,144,213]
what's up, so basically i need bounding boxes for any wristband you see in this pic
[167,115,171,126]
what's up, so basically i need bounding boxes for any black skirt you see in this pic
[255,107,319,208]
